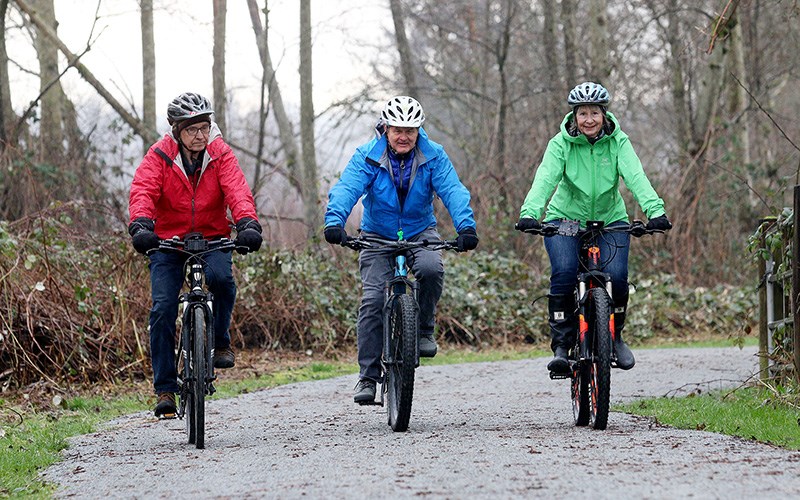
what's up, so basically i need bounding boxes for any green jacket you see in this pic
[519,112,665,225]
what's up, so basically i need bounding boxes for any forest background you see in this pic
[0,0,797,389]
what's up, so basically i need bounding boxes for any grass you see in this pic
[0,338,781,497]
[616,385,800,450]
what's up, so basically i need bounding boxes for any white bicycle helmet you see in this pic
[380,96,425,128]
[167,92,214,125]
[567,82,610,108]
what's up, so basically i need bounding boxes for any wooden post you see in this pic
[793,186,800,383]
[758,231,768,381]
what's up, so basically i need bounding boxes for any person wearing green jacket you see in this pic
[516,82,672,374]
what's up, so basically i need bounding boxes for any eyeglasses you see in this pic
[183,124,211,137]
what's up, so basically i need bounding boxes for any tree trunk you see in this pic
[299,0,319,238]
[588,0,610,83]
[212,0,227,136]
[246,0,301,194]
[541,0,561,128]
[33,0,64,162]
[0,0,13,149]
[140,0,156,155]
[561,0,577,89]
[389,0,419,97]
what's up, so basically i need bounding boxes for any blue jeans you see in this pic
[148,250,236,394]
[543,221,630,301]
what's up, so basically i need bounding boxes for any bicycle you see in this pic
[342,232,458,432]
[519,219,664,430]
[148,234,241,449]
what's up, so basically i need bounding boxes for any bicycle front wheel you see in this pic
[386,294,417,432]
[588,287,612,430]
[192,306,207,449]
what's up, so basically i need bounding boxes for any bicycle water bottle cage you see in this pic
[558,220,580,237]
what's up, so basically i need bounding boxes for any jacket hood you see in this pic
[561,111,619,144]
[366,126,438,165]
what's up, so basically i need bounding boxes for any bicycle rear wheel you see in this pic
[192,306,207,449]
[588,287,612,430]
[386,294,417,432]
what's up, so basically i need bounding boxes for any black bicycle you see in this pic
[149,235,241,449]
[520,219,664,429]
[343,234,458,432]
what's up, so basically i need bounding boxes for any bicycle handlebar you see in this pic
[516,220,667,238]
[146,236,245,256]
[341,235,459,252]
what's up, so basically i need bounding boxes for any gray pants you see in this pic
[357,227,445,381]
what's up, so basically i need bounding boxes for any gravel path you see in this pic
[43,346,800,498]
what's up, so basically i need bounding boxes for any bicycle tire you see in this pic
[572,362,591,426]
[588,287,612,430]
[192,306,207,449]
[386,294,417,432]
[176,321,196,445]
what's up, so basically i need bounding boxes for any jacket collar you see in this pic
[366,126,437,166]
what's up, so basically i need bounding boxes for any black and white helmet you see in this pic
[167,92,214,125]
[380,96,425,128]
[567,82,610,108]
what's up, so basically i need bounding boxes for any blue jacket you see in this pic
[325,128,476,240]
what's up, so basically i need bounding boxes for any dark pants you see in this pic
[357,227,445,382]
[148,250,236,394]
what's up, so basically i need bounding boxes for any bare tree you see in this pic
[0,0,13,150]
[32,0,64,162]
[389,0,419,97]
[246,0,301,194]
[561,0,577,87]
[140,0,156,154]
[299,0,319,238]
[213,0,227,136]
[588,0,610,83]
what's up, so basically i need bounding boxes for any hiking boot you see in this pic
[547,346,571,374]
[353,379,376,404]
[614,337,635,370]
[154,392,177,418]
[213,346,235,369]
[419,334,438,358]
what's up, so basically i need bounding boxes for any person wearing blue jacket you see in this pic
[324,96,479,404]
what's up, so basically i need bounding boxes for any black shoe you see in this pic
[419,334,438,358]
[353,379,376,404]
[214,347,236,369]
[154,392,177,418]
[614,339,635,370]
[547,346,571,374]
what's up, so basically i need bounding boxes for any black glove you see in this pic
[128,217,160,254]
[456,227,479,252]
[324,225,347,245]
[515,218,541,232]
[234,217,263,254]
[646,214,673,231]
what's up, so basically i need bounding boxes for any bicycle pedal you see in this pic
[549,371,570,380]
[357,400,383,407]
[157,413,177,420]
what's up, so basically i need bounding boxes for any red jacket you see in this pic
[129,126,258,239]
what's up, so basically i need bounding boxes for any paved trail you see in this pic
[43,346,800,498]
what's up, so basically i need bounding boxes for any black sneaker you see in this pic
[154,392,177,418]
[353,379,376,404]
[419,334,438,358]
[613,339,635,370]
[214,347,235,369]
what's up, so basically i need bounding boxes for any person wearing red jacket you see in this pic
[128,92,263,418]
